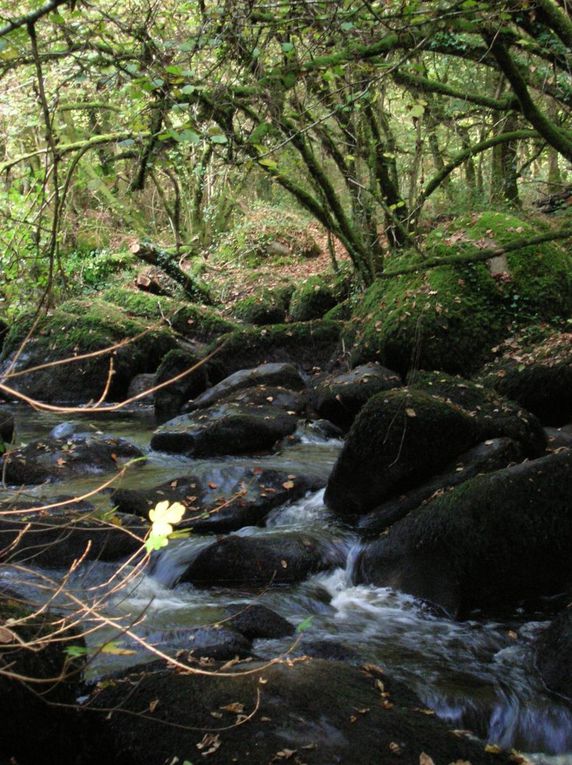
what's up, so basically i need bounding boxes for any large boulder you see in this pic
[311,363,402,430]
[0,299,176,404]
[224,603,295,639]
[409,370,546,456]
[324,388,481,517]
[178,532,345,587]
[353,450,572,616]
[87,658,513,765]
[101,287,234,341]
[187,362,305,411]
[536,607,572,700]
[1,432,144,485]
[151,402,298,457]
[348,211,572,376]
[357,437,524,536]
[111,466,325,533]
[210,320,342,378]
[347,259,505,376]
[479,328,572,426]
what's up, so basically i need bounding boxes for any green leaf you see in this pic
[210,134,228,144]
[145,534,169,553]
[281,42,295,53]
[258,157,278,171]
[296,616,314,634]
[65,645,88,658]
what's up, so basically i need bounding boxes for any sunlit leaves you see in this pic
[146,500,186,553]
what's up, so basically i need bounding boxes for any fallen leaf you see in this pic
[420,754,435,765]
[282,480,295,490]
[0,625,16,643]
[405,408,416,417]
[220,702,245,714]
[485,744,503,754]
[196,733,221,756]
[148,698,159,713]
[389,742,402,754]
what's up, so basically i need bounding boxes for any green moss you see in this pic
[428,210,572,320]
[233,288,291,325]
[210,320,342,376]
[288,275,343,322]
[349,252,506,375]
[101,287,235,341]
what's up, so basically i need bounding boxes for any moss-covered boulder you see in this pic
[289,274,345,322]
[311,363,402,430]
[353,450,572,616]
[153,348,208,422]
[442,210,572,320]
[151,402,298,457]
[479,327,572,426]
[324,388,481,517]
[409,370,546,456]
[536,608,572,700]
[88,658,513,765]
[232,285,293,325]
[349,211,572,376]
[103,286,235,342]
[210,320,342,378]
[0,299,176,403]
[348,257,505,375]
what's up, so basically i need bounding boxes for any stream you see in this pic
[2,404,572,762]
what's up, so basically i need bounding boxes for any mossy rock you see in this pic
[102,287,235,341]
[354,450,572,616]
[0,299,176,403]
[478,327,572,426]
[324,388,481,516]
[409,370,546,456]
[323,299,352,321]
[209,320,342,377]
[289,274,344,322]
[232,285,292,325]
[428,210,572,320]
[348,254,506,376]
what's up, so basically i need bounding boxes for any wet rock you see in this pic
[151,403,298,457]
[203,383,307,414]
[358,437,524,536]
[0,504,147,568]
[0,409,14,443]
[187,362,305,411]
[1,432,144,485]
[112,467,324,533]
[225,604,295,639]
[126,372,156,402]
[545,424,572,451]
[178,533,344,588]
[300,639,359,662]
[325,388,481,517]
[312,363,402,430]
[186,626,252,660]
[354,450,572,616]
[153,349,208,422]
[87,658,513,765]
[536,607,572,700]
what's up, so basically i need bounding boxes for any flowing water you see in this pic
[2,404,572,760]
